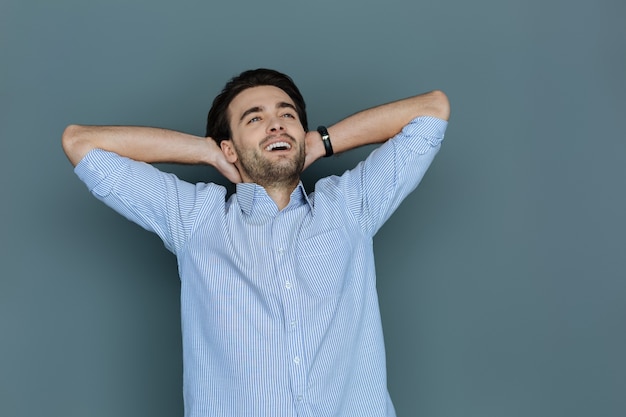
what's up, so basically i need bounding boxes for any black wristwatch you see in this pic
[316,125,334,157]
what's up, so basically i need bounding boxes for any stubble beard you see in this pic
[234,134,305,189]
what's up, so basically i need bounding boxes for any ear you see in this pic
[220,139,238,164]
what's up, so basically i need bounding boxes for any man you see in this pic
[62,68,450,417]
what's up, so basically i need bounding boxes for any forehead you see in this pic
[228,85,294,118]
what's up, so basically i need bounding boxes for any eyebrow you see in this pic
[239,102,297,123]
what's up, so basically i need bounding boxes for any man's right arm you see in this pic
[61,125,242,183]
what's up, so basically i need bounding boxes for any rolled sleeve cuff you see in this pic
[74,149,131,197]
[398,116,448,154]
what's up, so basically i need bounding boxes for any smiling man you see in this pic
[219,85,307,206]
[62,68,450,417]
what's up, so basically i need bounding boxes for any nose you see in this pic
[267,116,285,134]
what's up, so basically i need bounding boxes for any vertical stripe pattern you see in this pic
[75,116,447,417]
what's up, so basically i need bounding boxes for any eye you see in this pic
[281,113,295,119]
[247,116,261,124]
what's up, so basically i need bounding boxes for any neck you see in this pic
[261,179,299,210]
[235,161,302,210]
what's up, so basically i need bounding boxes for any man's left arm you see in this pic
[304,90,450,169]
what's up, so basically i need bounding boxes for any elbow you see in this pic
[62,124,88,167]
[62,124,79,150]
[428,90,450,121]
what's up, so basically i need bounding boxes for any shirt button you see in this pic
[290,320,297,329]
[297,395,303,402]
[285,281,292,289]
[278,248,285,255]
[293,356,300,364]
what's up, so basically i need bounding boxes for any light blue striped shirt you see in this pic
[75,116,447,417]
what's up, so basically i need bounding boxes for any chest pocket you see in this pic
[296,229,353,297]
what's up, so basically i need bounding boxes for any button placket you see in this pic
[272,208,309,406]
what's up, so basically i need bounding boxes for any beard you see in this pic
[234,133,305,188]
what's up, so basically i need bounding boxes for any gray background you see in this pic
[2,0,625,416]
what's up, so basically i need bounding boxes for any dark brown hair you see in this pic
[205,68,308,144]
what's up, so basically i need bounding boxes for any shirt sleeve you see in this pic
[325,116,448,237]
[74,149,225,254]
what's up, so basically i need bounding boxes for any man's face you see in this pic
[222,85,306,187]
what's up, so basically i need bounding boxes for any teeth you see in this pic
[265,141,291,151]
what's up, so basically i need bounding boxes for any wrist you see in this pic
[205,137,224,166]
[316,126,334,157]
[315,131,327,159]
[303,131,326,169]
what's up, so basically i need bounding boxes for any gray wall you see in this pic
[2,0,625,416]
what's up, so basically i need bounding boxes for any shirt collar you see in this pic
[235,181,312,219]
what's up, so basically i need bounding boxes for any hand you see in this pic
[303,130,325,171]
[205,138,242,183]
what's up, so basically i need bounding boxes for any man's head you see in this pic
[206,69,308,188]
[206,68,308,143]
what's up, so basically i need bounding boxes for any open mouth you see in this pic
[265,141,292,151]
